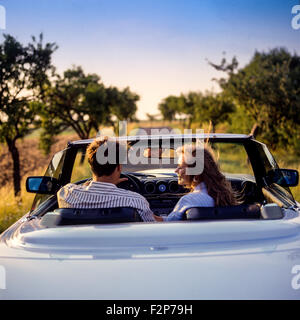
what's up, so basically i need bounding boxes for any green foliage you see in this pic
[39,66,139,150]
[0,34,55,142]
[193,92,236,131]
[158,95,181,121]
[227,105,255,134]
[0,33,57,195]
[27,34,58,97]
[210,48,300,151]
[107,86,139,121]
[158,91,235,131]
[158,93,202,124]
[179,92,201,127]
[43,66,110,139]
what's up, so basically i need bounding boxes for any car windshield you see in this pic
[70,141,255,183]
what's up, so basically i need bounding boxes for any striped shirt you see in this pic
[57,181,155,222]
[165,182,215,221]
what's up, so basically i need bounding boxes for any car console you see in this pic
[146,194,184,216]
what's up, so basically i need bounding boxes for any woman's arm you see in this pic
[165,197,190,221]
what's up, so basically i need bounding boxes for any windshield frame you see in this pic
[29,147,69,213]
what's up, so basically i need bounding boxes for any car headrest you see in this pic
[40,207,142,227]
[185,204,262,221]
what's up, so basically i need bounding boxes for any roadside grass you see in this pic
[275,155,300,204]
[291,184,300,204]
[0,168,43,233]
[0,186,35,233]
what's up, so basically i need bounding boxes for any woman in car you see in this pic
[165,144,238,221]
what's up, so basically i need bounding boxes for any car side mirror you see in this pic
[26,176,60,194]
[268,169,299,187]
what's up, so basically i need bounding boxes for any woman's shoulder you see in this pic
[180,190,215,206]
[181,191,208,199]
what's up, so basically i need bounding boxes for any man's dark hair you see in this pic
[86,136,126,177]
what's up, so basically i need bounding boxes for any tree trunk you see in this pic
[6,138,21,197]
[80,150,86,165]
[187,116,193,129]
[78,132,89,165]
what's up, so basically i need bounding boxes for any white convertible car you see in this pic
[0,133,300,299]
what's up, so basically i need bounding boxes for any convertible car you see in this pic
[1,133,300,299]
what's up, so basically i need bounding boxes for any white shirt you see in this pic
[165,182,215,221]
[57,181,155,222]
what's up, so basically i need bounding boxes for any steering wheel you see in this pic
[117,173,141,193]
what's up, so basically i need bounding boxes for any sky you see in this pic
[1,0,300,119]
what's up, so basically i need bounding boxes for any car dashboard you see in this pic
[119,172,189,216]
[120,171,262,216]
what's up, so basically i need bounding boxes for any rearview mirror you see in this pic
[26,176,60,194]
[268,169,299,187]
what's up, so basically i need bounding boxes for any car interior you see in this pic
[28,140,295,227]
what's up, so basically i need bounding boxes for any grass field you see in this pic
[0,121,299,233]
[0,173,36,232]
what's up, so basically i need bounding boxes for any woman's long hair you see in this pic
[177,144,238,206]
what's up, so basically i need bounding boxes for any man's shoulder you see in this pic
[62,183,79,188]
[58,182,148,203]
[57,183,78,197]
[58,183,82,192]
[91,182,148,202]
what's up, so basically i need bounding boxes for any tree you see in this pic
[194,92,236,133]
[158,95,181,121]
[107,86,139,122]
[209,48,300,150]
[179,92,202,128]
[106,86,139,134]
[0,34,57,196]
[158,91,235,131]
[39,66,111,153]
[40,67,139,150]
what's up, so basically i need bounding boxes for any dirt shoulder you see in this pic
[0,134,78,187]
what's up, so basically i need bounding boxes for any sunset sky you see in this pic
[1,0,300,119]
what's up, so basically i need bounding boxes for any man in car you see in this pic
[57,136,160,222]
